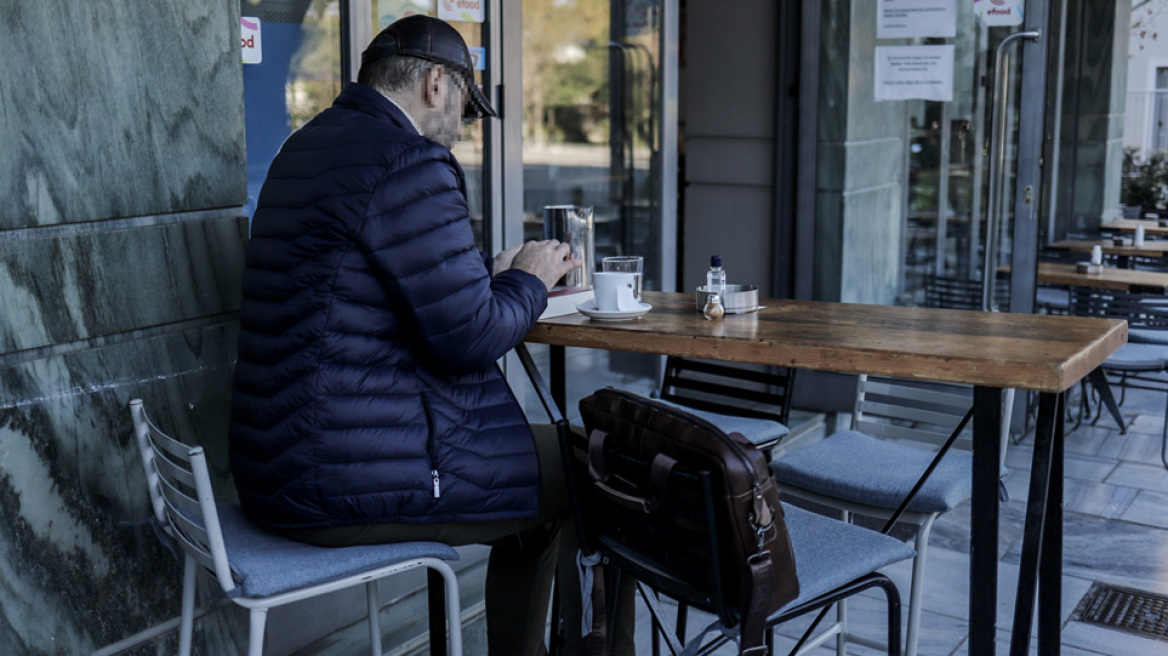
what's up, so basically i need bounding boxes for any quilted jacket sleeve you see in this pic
[358,142,548,373]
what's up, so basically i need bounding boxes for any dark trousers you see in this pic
[284,424,634,656]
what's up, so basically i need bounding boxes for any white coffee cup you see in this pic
[593,272,640,312]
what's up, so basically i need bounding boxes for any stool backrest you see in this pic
[130,400,236,594]
[658,356,796,426]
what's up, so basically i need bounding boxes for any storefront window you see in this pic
[240,0,343,219]
[370,1,492,248]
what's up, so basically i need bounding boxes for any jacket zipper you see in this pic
[421,392,441,499]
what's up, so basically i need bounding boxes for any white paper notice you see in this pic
[974,0,1024,27]
[874,45,955,102]
[877,0,957,39]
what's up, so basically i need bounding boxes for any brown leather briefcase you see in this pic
[576,388,799,655]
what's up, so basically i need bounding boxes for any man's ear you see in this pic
[422,66,446,109]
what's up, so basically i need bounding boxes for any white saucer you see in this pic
[576,299,652,321]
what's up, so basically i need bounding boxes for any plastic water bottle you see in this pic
[706,255,726,296]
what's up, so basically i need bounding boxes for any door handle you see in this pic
[982,29,1041,312]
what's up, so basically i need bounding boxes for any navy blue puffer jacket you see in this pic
[229,83,548,530]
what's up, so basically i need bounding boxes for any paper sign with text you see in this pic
[874,45,955,102]
[878,0,957,39]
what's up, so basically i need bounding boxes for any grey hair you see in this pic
[358,55,436,95]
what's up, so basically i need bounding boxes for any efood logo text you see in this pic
[443,0,481,10]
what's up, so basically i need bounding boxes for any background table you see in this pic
[1100,218,1168,237]
[1004,261,1168,293]
[1047,238,1168,259]
[528,291,1125,655]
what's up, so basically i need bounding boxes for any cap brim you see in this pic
[465,80,497,120]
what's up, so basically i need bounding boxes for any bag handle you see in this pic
[587,428,678,513]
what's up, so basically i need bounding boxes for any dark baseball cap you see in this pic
[360,15,497,120]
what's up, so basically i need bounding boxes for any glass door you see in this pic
[516,0,672,418]
[369,1,495,248]
[900,3,1048,313]
[805,1,1050,313]
[519,0,664,287]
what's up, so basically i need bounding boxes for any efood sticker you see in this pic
[437,0,484,23]
[241,16,261,64]
[974,0,1024,27]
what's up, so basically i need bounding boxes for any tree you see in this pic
[1132,0,1168,51]
[1122,146,1168,211]
[522,0,609,145]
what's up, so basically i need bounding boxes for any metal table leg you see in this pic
[1009,391,1065,656]
[970,387,1004,654]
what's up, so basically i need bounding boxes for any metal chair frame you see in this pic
[128,400,463,656]
[773,376,1012,656]
[1069,287,1168,468]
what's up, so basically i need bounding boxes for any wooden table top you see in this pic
[1100,219,1168,235]
[528,291,1126,393]
[1047,238,1168,257]
[1001,262,1168,292]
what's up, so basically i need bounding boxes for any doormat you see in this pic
[1071,581,1168,642]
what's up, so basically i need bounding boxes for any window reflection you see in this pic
[520,0,665,407]
[369,1,490,248]
[240,0,342,219]
[521,0,661,290]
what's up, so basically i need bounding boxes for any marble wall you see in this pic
[0,1,247,654]
[814,0,906,305]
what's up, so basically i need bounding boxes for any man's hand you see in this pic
[510,239,584,291]
[492,243,524,276]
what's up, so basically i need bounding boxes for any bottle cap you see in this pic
[711,255,722,267]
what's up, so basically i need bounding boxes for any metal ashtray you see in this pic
[695,285,759,314]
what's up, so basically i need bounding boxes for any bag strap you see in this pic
[587,428,678,513]
[739,551,775,656]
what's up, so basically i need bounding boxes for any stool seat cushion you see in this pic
[1128,328,1168,345]
[1103,343,1168,370]
[774,504,915,614]
[771,430,976,513]
[656,399,789,449]
[217,504,460,598]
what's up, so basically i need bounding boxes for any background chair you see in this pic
[770,375,1012,656]
[656,355,796,457]
[921,273,1009,312]
[1069,287,1168,468]
[564,400,914,656]
[128,399,464,656]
